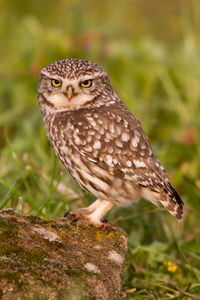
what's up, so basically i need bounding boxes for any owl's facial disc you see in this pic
[42,75,96,110]
[38,58,112,111]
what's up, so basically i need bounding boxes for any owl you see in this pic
[37,59,183,228]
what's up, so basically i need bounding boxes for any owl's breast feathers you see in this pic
[51,101,183,220]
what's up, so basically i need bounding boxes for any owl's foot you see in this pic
[64,211,104,228]
[64,211,85,224]
[63,199,102,218]
[64,200,114,228]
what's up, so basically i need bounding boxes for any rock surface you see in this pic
[0,208,128,300]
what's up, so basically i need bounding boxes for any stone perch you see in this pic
[0,209,127,300]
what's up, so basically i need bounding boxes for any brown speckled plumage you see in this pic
[37,59,183,227]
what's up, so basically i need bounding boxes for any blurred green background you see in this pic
[0,0,200,298]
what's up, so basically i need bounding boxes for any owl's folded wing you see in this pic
[69,103,183,219]
[70,104,167,188]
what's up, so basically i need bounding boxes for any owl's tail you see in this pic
[157,183,184,220]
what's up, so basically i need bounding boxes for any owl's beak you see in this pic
[66,86,75,102]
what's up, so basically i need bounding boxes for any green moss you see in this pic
[65,269,84,277]
[0,217,19,238]
[64,274,88,300]
[0,271,21,285]
[28,216,47,225]
[0,243,21,256]
[28,251,47,263]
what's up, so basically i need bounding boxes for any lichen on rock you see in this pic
[0,209,127,300]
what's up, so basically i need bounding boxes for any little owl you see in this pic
[37,59,183,227]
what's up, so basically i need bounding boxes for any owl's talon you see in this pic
[70,218,78,224]
[64,211,70,218]
[64,211,82,224]
[101,216,108,223]
[101,223,109,232]
[70,214,83,224]
[70,213,77,218]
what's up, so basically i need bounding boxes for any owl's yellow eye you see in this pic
[51,79,62,87]
[80,80,92,88]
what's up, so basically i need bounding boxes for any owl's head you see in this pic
[38,59,113,111]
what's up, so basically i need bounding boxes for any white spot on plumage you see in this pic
[93,149,98,157]
[123,120,128,127]
[105,132,112,141]
[116,115,121,123]
[131,135,140,147]
[133,160,146,168]
[113,159,118,165]
[105,100,115,106]
[81,140,86,145]
[121,132,130,142]
[107,145,113,154]
[84,145,92,152]
[135,129,141,136]
[93,140,101,149]
[87,116,97,128]
[99,127,104,135]
[60,145,68,153]
[74,137,81,145]
[103,122,108,130]
[105,155,113,166]
[87,135,92,143]
[115,139,123,148]
[116,127,121,135]
[87,157,97,163]
[126,160,132,167]
[141,181,149,186]
[74,128,79,133]
[97,118,103,125]
[60,131,65,139]
[88,130,95,135]
[109,123,115,133]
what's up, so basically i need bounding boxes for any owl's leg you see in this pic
[86,200,114,228]
[70,199,102,216]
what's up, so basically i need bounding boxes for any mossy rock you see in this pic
[0,209,127,300]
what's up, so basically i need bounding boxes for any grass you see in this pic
[0,1,200,298]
